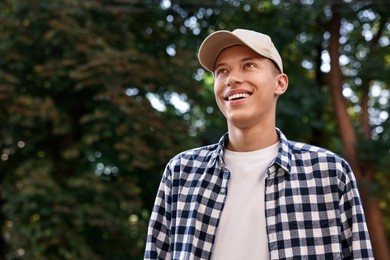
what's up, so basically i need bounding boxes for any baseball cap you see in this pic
[198,29,283,73]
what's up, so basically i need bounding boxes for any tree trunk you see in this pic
[327,3,390,259]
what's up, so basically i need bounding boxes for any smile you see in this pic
[227,93,251,101]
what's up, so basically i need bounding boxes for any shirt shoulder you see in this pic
[288,140,347,165]
[163,141,224,183]
[167,133,227,170]
[289,140,340,157]
[286,140,354,182]
[173,143,219,162]
[276,129,351,174]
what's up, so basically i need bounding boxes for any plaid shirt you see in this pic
[145,129,374,259]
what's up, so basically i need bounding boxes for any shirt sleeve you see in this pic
[339,165,374,259]
[144,165,173,260]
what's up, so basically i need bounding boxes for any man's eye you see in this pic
[244,63,255,69]
[216,68,227,75]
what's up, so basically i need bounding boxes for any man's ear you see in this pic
[275,73,288,96]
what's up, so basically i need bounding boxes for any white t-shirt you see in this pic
[211,142,279,260]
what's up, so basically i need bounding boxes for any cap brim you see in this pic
[198,30,247,72]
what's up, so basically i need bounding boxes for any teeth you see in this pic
[228,93,250,101]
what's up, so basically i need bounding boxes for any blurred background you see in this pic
[0,0,389,259]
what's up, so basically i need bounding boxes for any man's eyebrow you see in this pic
[214,55,265,71]
[215,57,252,70]
[241,56,262,62]
[213,63,223,72]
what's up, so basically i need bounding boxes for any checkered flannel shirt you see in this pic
[144,129,374,259]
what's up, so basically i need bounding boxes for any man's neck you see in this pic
[226,125,279,152]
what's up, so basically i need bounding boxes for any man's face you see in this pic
[213,44,287,130]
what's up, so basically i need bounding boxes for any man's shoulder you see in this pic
[288,140,336,155]
[162,143,221,179]
[170,143,220,164]
[287,140,348,165]
[278,129,341,161]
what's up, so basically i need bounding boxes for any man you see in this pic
[144,29,374,259]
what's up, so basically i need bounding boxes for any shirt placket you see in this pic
[205,165,230,260]
[265,165,287,260]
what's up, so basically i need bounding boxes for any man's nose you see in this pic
[226,70,243,87]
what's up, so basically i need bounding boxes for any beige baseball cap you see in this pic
[198,29,283,73]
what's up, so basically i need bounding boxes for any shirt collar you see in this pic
[212,128,292,174]
[274,128,292,175]
[207,133,228,169]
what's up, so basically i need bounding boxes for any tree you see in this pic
[326,2,390,258]
[0,0,197,258]
[0,0,389,259]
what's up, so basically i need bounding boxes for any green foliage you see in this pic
[0,0,389,259]
[3,159,144,259]
[0,0,197,258]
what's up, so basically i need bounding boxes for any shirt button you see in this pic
[220,188,226,194]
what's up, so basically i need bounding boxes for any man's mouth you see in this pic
[226,92,251,101]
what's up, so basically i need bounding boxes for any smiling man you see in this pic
[144,29,374,259]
